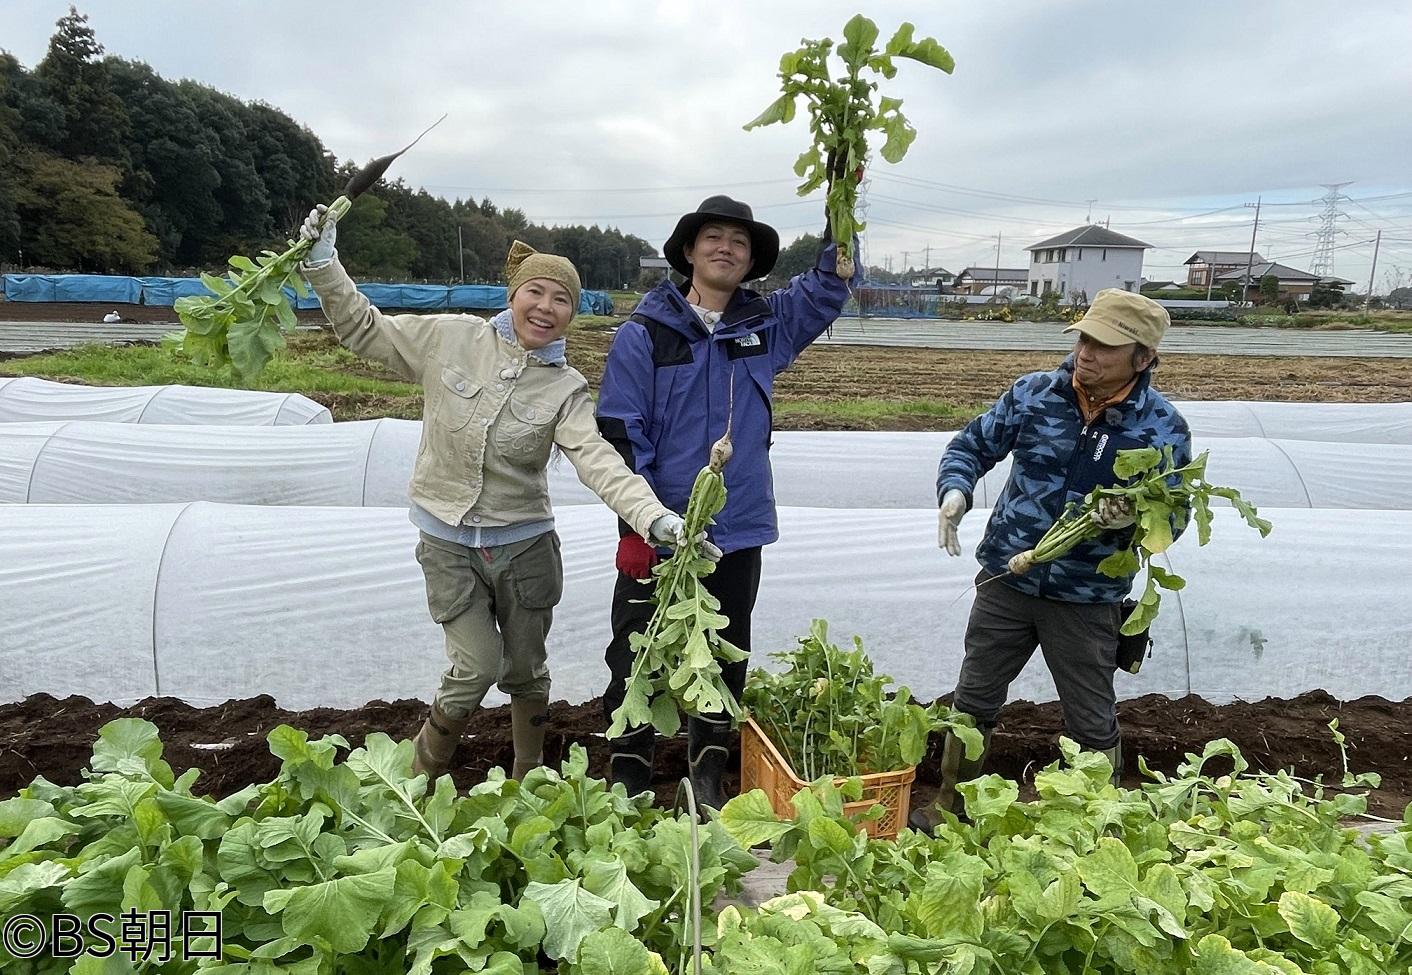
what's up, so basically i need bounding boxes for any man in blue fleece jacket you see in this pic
[915,289,1191,832]
[596,195,852,806]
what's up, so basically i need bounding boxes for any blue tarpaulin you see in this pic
[357,283,449,310]
[3,274,613,316]
[4,274,143,303]
[446,284,511,310]
[135,277,215,304]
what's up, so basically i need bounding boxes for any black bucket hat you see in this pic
[663,195,780,281]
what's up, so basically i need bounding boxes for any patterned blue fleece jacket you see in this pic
[938,355,1192,604]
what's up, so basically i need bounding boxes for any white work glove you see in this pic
[299,204,337,265]
[1092,496,1136,530]
[937,488,967,557]
[648,514,723,563]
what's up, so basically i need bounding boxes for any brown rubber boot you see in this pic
[411,702,470,781]
[510,697,550,781]
[908,727,992,835]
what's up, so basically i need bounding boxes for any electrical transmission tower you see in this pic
[1309,182,1353,277]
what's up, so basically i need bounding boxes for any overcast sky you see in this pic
[8,0,1412,287]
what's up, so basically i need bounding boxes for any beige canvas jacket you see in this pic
[303,258,670,537]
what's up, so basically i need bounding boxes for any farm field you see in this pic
[4,689,1409,819]
[4,323,1412,428]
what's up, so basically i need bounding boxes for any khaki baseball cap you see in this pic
[1063,288,1170,348]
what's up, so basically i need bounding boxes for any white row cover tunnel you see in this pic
[4,420,1412,511]
[2,503,1408,710]
[0,377,331,425]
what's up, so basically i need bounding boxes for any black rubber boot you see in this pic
[687,714,732,813]
[609,725,655,798]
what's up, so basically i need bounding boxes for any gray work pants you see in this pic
[414,531,562,718]
[952,570,1122,749]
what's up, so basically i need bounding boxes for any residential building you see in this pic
[1183,250,1264,288]
[1215,262,1354,302]
[1025,225,1151,300]
[905,266,953,289]
[1141,280,1182,292]
[952,266,1027,295]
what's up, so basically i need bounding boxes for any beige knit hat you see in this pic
[505,240,581,314]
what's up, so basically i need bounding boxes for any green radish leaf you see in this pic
[577,926,668,975]
[838,14,880,69]
[1194,494,1214,545]
[1097,546,1141,578]
[1137,504,1175,554]
[879,115,916,164]
[524,878,616,961]
[1148,563,1186,591]
[198,271,233,296]
[719,790,792,848]
[793,146,822,178]
[581,859,659,931]
[6,816,79,856]
[957,774,1018,820]
[1278,891,1339,949]
[1113,447,1162,479]
[743,93,796,130]
[884,22,917,55]
[263,867,396,954]
[896,36,956,72]
[0,797,57,837]
[152,790,231,840]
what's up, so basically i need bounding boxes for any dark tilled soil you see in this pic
[4,691,1407,817]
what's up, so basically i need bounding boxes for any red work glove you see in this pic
[616,534,659,580]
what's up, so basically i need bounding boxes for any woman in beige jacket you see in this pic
[299,206,706,782]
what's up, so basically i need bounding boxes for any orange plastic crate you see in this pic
[740,716,915,840]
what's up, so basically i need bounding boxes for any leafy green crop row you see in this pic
[716,737,1412,975]
[0,720,754,974]
[5,720,1410,974]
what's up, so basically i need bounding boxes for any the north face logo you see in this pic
[735,334,761,348]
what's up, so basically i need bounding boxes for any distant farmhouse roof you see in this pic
[1142,280,1180,290]
[1215,262,1319,283]
[1026,225,1152,251]
[1185,250,1265,266]
[906,266,953,279]
[957,266,1028,281]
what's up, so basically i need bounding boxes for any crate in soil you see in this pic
[740,716,915,840]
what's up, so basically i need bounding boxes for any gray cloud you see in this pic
[7,0,1409,283]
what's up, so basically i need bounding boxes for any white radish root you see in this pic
[1008,551,1036,575]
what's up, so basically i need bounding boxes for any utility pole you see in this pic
[457,225,465,283]
[993,232,1002,297]
[923,244,931,271]
[901,250,912,272]
[1242,197,1262,305]
[1085,199,1097,224]
[1364,230,1382,313]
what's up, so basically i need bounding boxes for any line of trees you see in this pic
[0,7,659,287]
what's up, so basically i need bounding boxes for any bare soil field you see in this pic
[4,691,1407,818]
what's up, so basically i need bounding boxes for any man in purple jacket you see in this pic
[596,195,852,806]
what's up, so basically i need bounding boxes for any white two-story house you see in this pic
[1025,225,1152,301]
